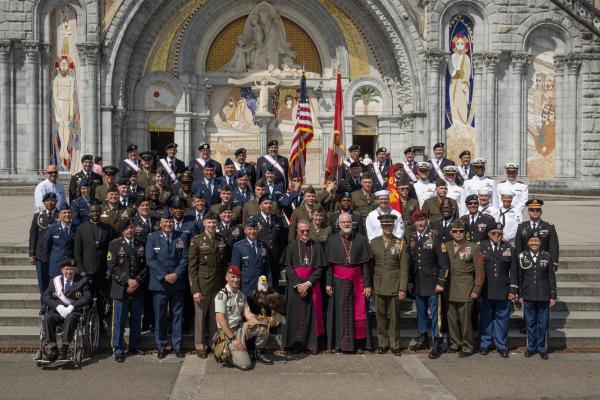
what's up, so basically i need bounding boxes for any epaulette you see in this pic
[500,180,507,183]
[517,180,524,184]
[190,233,203,241]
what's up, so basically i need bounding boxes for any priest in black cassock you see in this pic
[325,212,374,353]
[280,220,328,353]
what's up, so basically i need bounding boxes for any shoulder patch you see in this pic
[217,292,224,300]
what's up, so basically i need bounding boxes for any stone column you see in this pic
[0,41,12,173]
[509,52,529,171]
[426,50,445,148]
[78,42,100,157]
[553,55,567,177]
[472,53,485,160]
[565,56,582,177]
[484,53,499,174]
[255,115,272,155]
[23,41,40,173]
[40,43,51,167]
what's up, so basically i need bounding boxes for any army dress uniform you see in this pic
[310,222,332,244]
[514,200,559,270]
[518,244,557,358]
[108,236,148,359]
[400,196,420,235]
[68,169,102,203]
[461,211,496,243]
[479,237,518,355]
[188,230,227,355]
[351,189,376,230]
[446,231,485,355]
[423,196,460,224]
[100,203,135,234]
[29,206,59,300]
[256,212,287,286]
[407,217,450,355]
[371,219,409,353]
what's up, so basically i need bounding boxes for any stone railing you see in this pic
[551,0,600,37]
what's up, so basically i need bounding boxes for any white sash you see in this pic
[233,161,243,172]
[123,159,141,172]
[373,161,385,186]
[458,165,469,181]
[403,162,417,182]
[432,159,445,181]
[343,158,352,168]
[196,158,207,167]
[264,154,285,177]
[159,158,179,183]
[52,275,73,306]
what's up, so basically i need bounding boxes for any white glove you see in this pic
[64,305,74,316]
[56,305,67,318]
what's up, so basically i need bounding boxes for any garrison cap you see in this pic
[244,217,259,228]
[224,158,234,166]
[235,170,248,179]
[58,203,71,212]
[161,211,174,220]
[102,165,119,176]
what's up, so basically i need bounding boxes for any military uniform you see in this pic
[310,223,332,244]
[29,208,59,298]
[461,212,496,243]
[400,197,420,235]
[515,220,559,269]
[498,206,522,245]
[407,221,449,354]
[216,221,244,249]
[446,238,485,355]
[351,189,376,230]
[479,238,518,354]
[214,283,269,370]
[108,236,148,358]
[100,203,135,234]
[209,202,242,224]
[518,249,557,357]
[136,168,155,189]
[188,231,227,353]
[68,170,102,202]
[413,179,436,208]
[423,196,459,223]
[41,222,77,278]
[255,212,286,285]
[242,197,281,223]
[371,232,409,352]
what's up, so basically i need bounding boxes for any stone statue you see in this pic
[53,57,75,161]
[449,33,472,128]
[254,79,277,114]
[220,1,297,73]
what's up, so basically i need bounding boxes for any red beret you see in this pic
[226,264,241,276]
[393,162,403,172]
[412,209,427,221]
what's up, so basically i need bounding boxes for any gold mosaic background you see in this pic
[206,16,322,73]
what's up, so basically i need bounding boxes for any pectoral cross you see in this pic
[303,255,310,265]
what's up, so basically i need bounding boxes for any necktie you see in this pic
[176,222,181,231]
[170,160,175,170]
[471,215,475,225]
[253,241,258,255]
[166,235,171,250]
[209,182,213,194]
[123,199,127,207]
[532,254,537,263]
[493,244,497,253]
[64,280,71,293]
[533,223,538,231]
[65,226,70,237]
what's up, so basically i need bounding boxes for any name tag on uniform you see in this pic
[502,248,512,257]
[153,247,161,252]
[242,256,249,260]
[53,235,60,239]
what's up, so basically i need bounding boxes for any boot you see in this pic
[410,333,430,351]
[58,345,69,361]
[440,337,449,353]
[44,346,58,362]
[428,338,443,359]
[255,349,273,365]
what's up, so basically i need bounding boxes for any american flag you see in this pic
[288,73,314,188]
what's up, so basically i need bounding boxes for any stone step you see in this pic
[1,326,599,348]
[0,293,40,309]
[555,269,600,282]
[560,247,600,258]
[559,257,600,269]
[0,254,30,265]
[0,265,37,279]
[0,279,38,293]
[0,246,28,254]
[0,186,35,196]
[557,282,600,296]
[0,309,39,326]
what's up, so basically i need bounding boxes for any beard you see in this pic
[340,225,352,234]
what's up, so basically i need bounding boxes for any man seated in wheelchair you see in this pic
[41,258,92,362]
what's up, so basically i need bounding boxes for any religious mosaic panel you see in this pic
[50,6,82,172]
[526,52,556,180]
[445,15,475,161]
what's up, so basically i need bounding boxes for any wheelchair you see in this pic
[35,299,100,368]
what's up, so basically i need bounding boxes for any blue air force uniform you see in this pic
[29,207,59,297]
[42,222,78,278]
[478,238,518,352]
[519,248,557,356]
[145,228,189,353]
[108,235,148,356]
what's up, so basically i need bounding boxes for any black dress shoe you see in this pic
[479,348,489,355]
[129,349,146,355]
[157,350,167,359]
[410,333,430,351]
[539,352,548,360]
[524,350,535,357]
[377,347,388,354]
[58,345,69,361]
[499,350,509,358]
[458,351,472,358]
[391,349,402,356]
[44,347,58,362]
[255,351,273,364]
[176,351,185,358]
[39,308,46,316]
[115,354,125,363]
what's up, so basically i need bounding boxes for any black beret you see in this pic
[338,192,352,200]
[59,258,77,268]
[235,148,246,156]
[450,219,466,230]
[81,154,93,162]
[459,150,471,158]
[465,194,479,204]
[267,140,279,147]
[42,192,57,201]
[488,223,504,233]
[198,143,210,150]
[117,177,130,186]
[349,144,360,152]
[376,147,387,154]
[126,144,138,153]
[258,194,273,204]
[224,158,234,166]
[168,195,188,208]
[433,142,444,149]
[219,203,233,213]
[135,196,151,207]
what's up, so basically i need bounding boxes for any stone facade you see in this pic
[0,0,598,188]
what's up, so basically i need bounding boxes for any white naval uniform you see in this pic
[365,207,405,242]
[464,175,498,206]
[496,180,529,214]
[413,180,436,208]
[479,203,500,221]
[447,183,467,216]
[497,206,522,245]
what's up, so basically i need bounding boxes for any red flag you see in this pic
[288,73,314,188]
[388,165,403,215]
[324,70,346,183]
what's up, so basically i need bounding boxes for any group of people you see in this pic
[29,139,559,369]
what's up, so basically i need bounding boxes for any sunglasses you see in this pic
[467,202,478,206]
[451,229,465,233]
[46,171,58,175]
[489,231,502,235]
[529,209,541,212]
[399,187,409,191]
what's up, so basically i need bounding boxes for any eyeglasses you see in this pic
[451,229,465,233]
[489,231,502,235]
